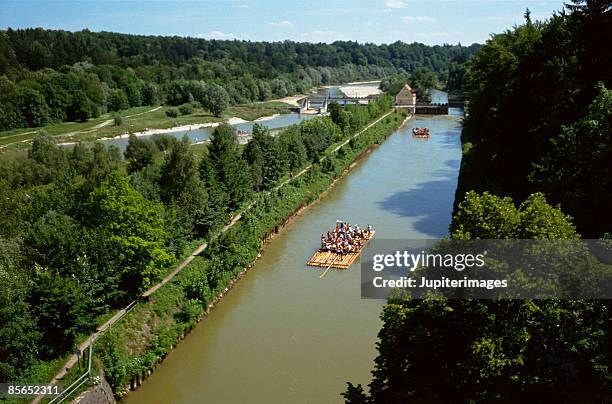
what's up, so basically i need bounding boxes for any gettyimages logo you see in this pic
[361,239,612,299]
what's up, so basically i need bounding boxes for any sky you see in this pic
[0,0,568,45]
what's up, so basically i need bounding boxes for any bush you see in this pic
[113,115,123,126]
[179,104,193,115]
[165,108,178,118]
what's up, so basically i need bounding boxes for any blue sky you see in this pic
[0,0,567,45]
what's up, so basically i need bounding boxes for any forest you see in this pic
[345,1,611,402]
[0,95,396,385]
[0,28,479,131]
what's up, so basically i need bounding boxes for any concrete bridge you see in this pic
[412,98,468,115]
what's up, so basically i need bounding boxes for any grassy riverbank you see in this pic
[0,102,293,156]
[95,111,405,398]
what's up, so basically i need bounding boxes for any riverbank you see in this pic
[0,105,292,155]
[93,111,406,399]
[0,79,381,156]
[56,113,292,147]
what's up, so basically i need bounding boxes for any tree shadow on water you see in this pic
[377,168,458,238]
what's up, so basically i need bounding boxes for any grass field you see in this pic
[0,106,157,144]
[0,101,293,158]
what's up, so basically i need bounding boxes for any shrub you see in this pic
[165,108,178,118]
[179,104,193,115]
[113,115,123,126]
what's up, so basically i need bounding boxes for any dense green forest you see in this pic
[0,95,395,383]
[455,1,611,237]
[345,1,611,402]
[0,28,479,131]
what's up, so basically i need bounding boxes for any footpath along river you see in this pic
[124,107,463,403]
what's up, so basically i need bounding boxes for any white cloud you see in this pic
[384,0,407,9]
[300,30,349,43]
[414,31,463,39]
[402,16,436,23]
[268,20,293,27]
[198,31,240,40]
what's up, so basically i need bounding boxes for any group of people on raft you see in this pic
[320,220,373,256]
[412,127,430,138]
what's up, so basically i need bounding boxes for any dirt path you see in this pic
[32,110,396,404]
[1,106,162,150]
[60,106,163,137]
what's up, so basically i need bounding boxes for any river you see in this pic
[101,82,383,152]
[100,113,318,152]
[123,102,463,404]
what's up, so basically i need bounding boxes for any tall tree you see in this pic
[530,83,612,236]
[203,83,229,117]
[87,171,172,292]
[0,238,41,381]
[124,134,155,174]
[346,191,609,403]
[159,136,209,235]
[207,124,252,209]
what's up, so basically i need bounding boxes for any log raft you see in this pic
[307,231,375,270]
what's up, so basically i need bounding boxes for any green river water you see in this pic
[124,111,463,403]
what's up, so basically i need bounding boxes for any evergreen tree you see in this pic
[124,134,155,174]
[159,136,209,235]
[208,124,252,209]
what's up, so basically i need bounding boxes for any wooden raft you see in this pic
[307,231,375,270]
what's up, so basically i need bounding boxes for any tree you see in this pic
[17,87,49,127]
[199,151,230,230]
[28,130,68,184]
[347,191,608,403]
[159,136,209,235]
[22,210,84,276]
[69,89,92,122]
[124,134,154,173]
[278,129,307,172]
[531,83,612,237]
[29,271,90,358]
[29,130,65,166]
[203,83,229,117]
[328,101,342,125]
[83,142,120,189]
[108,88,129,111]
[457,2,611,236]
[141,82,159,105]
[88,171,172,292]
[0,238,41,382]
[243,140,263,190]
[300,117,339,161]
[207,124,251,208]
[451,191,577,239]
[179,103,193,115]
[246,123,283,189]
[345,298,610,403]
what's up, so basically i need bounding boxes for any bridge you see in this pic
[412,97,468,115]
[415,102,449,114]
